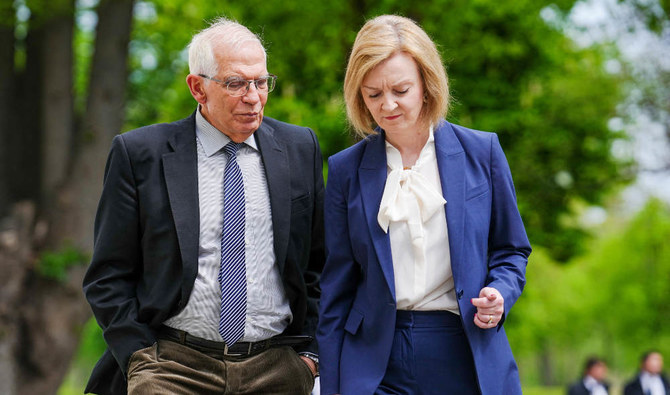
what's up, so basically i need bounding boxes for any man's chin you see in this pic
[240,122,260,133]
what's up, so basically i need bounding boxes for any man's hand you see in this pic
[300,356,318,377]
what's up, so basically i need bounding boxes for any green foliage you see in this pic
[123,0,630,260]
[0,1,13,27]
[25,0,74,24]
[37,245,88,281]
[623,0,670,33]
[522,386,565,395]
[58,318,105,395]
[72,0,97,115]
[507,199,670,386]
[125,0,358,154]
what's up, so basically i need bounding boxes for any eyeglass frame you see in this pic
[198,73,277,96]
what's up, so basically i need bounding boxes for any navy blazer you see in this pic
[568,379,611,395]
[623,374,670,395]
[83,112,325,395]
[317,120,531,395]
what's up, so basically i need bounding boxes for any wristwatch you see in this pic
[299,352,320,377]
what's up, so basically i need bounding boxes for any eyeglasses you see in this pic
[198,74,277,96]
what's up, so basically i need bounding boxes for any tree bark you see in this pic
[40,11,74,207]
[0,0,135,393]
[0,202,37,395]
[16,266,91,394]
[50,0,135,251]
[10,9,43,206]
[539,343,555,386]
[0,2,15,217]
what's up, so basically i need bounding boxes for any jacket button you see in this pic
[456,289,464,299]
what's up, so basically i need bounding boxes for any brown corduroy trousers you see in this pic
[127,339,314,394]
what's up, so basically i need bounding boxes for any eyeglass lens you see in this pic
[227,77,274,95]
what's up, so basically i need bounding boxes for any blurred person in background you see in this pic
[82,17,324,395]
[624,351,669,395]
[317,14,531,395]
[567,356,610,395]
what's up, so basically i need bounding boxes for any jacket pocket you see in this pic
[466,182,489,201]
[344,308,364,335]
[291,193,312,215]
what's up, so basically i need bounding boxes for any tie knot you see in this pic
[224,142,243,159]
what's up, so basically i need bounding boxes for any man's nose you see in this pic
[242,82,261,103]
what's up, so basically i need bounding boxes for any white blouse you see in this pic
[377,130,459,313]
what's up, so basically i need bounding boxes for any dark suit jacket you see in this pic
[82,112,325,395]
[624,373,670,395]
[317,120,531,395]
[568,379,610,395]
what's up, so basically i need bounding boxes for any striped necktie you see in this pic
[219,142,246,345]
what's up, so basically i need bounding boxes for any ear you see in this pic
[186,74,207,104]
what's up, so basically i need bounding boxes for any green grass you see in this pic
[522,386,564,395]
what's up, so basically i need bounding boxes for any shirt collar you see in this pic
[384,126,435,171]
[641,371,662,383]
[195,106,258,157]
[583,375,599,388]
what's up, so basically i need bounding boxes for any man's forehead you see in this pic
[215,43,266,74]
[214,39,265,59]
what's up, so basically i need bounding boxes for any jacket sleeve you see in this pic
[486,133,531,326]
[299,127,326,354]
[316,156,361,395]
[82,134,156,377]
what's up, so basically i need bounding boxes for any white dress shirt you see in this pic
[164,109,292,342]
[583,375,608,395]
[377,130,459,313]
[641,372,667,395]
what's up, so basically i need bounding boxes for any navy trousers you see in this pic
[376,310,480,395]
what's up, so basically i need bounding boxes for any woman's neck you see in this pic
[385,126,430,168]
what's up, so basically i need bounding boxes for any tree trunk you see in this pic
[0,0,135,393]
[16,266,91,395]
[539,342,555,386]
[40,10,74,207]
[0,203,33,395]
[50,0,135,251]
[0,2,15,217]
[10,9,44,206]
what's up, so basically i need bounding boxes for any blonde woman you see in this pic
[317,15,531,395]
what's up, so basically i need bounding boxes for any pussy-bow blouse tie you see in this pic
[377,145,446,243]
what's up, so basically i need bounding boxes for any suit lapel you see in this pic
[163,114,200,309]
[359,133,396,298]
[254,121,290,273]
[434,122,466,282]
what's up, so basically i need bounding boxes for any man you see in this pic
[567,357,610,395]
[83,17,324,394]
[624,351,670,395]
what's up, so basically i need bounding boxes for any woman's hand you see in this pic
[471,287,504,329]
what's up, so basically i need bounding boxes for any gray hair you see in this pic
[188,17,266,77]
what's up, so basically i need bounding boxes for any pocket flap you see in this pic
[344,308,364,335]
[466,182,489,201]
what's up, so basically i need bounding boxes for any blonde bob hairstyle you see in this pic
[344,15,449,137]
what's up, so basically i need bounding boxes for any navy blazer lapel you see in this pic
[163,114,200,309]
[358,133,396,298]
[434,121,466,281]
[254,121,290,273]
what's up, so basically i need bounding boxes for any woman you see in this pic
[317,15,531,395]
